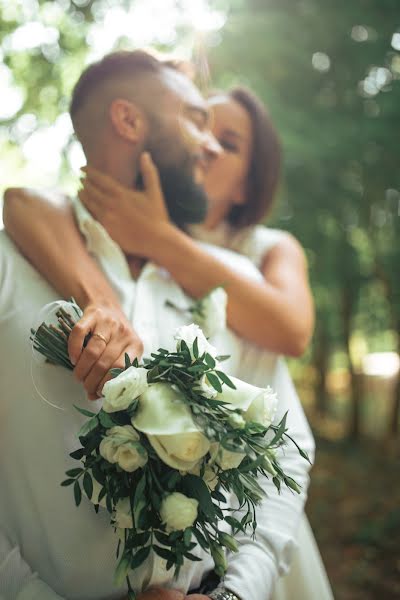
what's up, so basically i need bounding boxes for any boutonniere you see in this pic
[166,285,227,338]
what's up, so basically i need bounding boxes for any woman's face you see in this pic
[203,95,253,228]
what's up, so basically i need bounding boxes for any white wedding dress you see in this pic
[190,223,335,600]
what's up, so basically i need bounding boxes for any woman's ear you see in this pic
[109,99,147,143]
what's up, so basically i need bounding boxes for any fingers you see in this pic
[68,312,96,365]
[79,180,110,214]
[73,331,110,384]
[139,588,185,600]
[81,165,126,196]
[140,152,169,220]
[140,152,162,197]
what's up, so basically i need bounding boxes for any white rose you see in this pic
[99,425,148,472]
[102,366,148,413]
[194,287,227,338]
[160,492,198,532]
[217,377,278,428]
[114,497,133,529]
[174,323,218,362]
[132,383,210,472]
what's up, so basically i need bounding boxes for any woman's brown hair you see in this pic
[223,86,281,228]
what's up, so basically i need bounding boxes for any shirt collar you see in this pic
[72,197,159,283]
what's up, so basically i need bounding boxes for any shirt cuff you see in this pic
[223,549,277,600]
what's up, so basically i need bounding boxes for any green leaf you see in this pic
[225,516,245,533]
[154,530,170,546]
[74,480,82,506]
[269,413,288,446]
[125,353,132,369]
[92,462,106,485]
[130,531,151,547]
[131,545,151,569]
[65,468,83,477]
[98,410,115,429]
[78,416,99,438]
[204,353,216,369]
[183,527,192,547]
[211,490,226,503]
[73,404,97,418]
[61,478,75,487]
[110,368,124,378]
[83,471,93,499]
[181,475,216,518]
[183,551,202,561]
[206,372,222,393]
[133,474,147,527]
[191,528,209,550]
[153,545,176,562]
[69,448,85,460]
[215,355,230,362]
[215,370,236,389]
[193,336,199,359]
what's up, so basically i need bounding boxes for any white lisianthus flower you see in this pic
[197,373,218,399]
[227,412,246,430]
[114,497,133,529]
[174,323,218,362]
[216,377,278,428]
[132,383,210,472]
[160,492,198,532]
[210,441,245,471]
[102,366,148,413]
[193,287,227,338]
[99,425,148,472]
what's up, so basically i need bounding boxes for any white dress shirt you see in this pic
[0,200,315,600]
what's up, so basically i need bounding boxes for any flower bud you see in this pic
[210,543,227,577]
[219,532,239,553]
[228,412,246,430]
[261,454,277,476]
[114,554,130,586]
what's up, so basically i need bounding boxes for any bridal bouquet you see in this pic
[31,299,310,599]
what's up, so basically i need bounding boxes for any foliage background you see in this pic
[1,1,399,598]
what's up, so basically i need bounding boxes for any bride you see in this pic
[4,85,333,600]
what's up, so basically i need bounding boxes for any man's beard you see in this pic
[156,163,208,227]
[144,123,209,227]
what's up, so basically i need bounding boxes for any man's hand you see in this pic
[134,587,185,600]
[79,152,172,258]
[185,595,211,600]
[69,302,144,400]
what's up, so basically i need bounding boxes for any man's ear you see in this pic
[109,98,148,143]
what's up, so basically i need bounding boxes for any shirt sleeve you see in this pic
[223,358,316,600]
[0,532,64,600]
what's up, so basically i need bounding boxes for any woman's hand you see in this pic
[79,152,172,258]
[69,303,144,400]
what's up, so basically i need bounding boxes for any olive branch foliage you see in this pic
[31,300,310,598]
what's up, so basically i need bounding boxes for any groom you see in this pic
[0,50,314,600]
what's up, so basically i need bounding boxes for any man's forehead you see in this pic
[159,68,208,113]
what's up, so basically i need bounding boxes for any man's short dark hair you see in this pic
[69,50,166,123]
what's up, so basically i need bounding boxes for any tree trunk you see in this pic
[373,262,400,437]
[341,287,362,440]
[313,325,330,416]
[389,323,400,436]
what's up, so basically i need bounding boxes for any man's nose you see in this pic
[202,130,222,159]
